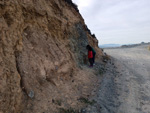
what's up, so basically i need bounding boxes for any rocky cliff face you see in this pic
[0,0,102,112]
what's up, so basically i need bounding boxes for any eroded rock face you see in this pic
[0,0,102,112]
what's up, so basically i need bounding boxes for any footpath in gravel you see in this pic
[85,44,150,113]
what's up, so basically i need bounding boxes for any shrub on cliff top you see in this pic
[64,0,79,12]
[85,25,97,39]
[91,34,96,38]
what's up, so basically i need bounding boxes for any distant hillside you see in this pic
[99,44,121,48]
[121,42,150,48]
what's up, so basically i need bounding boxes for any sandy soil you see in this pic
[84,44,150,113]
[104,44,150,113]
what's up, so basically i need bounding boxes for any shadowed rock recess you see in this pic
[0,0,103,113]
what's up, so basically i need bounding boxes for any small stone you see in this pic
[28,90,34,98]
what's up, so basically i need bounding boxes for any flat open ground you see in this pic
[101,44,150,113]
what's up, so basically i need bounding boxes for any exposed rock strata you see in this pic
[0,0,102,112]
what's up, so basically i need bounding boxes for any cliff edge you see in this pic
[0,0,103,112]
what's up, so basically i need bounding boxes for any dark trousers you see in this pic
[89,58,93,66]
[92,53,96,64]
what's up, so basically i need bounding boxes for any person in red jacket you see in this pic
[87,46,93,67]
[86,45,96,65]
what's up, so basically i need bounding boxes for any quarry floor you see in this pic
[85,44,150,113]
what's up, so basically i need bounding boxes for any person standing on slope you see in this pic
[87,46,93,67]
[86,45,96,65]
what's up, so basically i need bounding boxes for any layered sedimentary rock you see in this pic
[0,0,102,112]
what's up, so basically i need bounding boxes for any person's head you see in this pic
[88,46,92,51]
[86,45,91,50]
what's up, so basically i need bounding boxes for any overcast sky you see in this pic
[72,0,150,45]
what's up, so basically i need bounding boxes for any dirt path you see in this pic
[85,44,150,113]
[104,45,150,113]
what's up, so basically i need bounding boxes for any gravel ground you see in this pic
[85,44,150,113]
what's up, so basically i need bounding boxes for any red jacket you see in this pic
[88,51,93,58]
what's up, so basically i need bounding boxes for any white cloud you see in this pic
[72,0,150,45]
